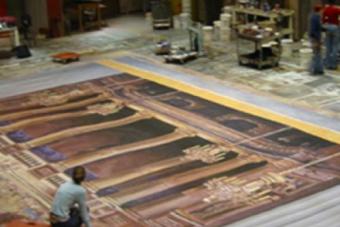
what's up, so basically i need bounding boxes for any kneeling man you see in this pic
[50,166,92,227]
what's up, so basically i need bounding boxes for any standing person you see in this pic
[322,0,340,70]
[50,166,92,227]
[309,5,324,75]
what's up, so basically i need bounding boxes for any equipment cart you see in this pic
[237,32,282,69]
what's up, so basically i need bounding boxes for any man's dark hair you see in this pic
[72,166,86,185]
[328,0,336,5]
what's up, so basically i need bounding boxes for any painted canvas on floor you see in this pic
[0,71,339,226]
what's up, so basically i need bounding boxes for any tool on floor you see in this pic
[52,52,80,64]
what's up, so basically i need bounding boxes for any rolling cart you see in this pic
[237,32,282,69]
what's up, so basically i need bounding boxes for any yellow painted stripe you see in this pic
[99,59,340,144]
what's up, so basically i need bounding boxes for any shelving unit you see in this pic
[231,6,294,38]
[77,2,103,32]
[237,32,282,69]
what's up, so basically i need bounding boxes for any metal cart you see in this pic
[237,32,282,69]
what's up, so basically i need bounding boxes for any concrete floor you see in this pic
[0,15,186,79]
[1,58,340,227]
[1,14,340,122]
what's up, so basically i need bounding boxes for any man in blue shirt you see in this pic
[50,166,92,227]
[309,4,324,75]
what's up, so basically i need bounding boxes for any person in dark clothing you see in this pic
[322,0,340,69]
[309,5,324,75]
[20,14,32,40]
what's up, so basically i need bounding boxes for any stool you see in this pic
[5,220,50,227]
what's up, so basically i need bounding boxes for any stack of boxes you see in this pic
[213,21,221,41]
[220,13,232,42]
[180,0,191,29]
[213,7,232,43]
[202,26,213,57]
[181,0,191,14]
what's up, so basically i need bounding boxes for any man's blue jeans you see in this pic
[51,209,83,227]
[324,24,339,69]
[52,218,82,227]
[310,39,324,75]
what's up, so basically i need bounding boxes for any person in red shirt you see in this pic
[322,0,340,69]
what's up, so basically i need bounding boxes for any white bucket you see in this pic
[145,12,153,27]
[182,0,191,13]
[180,13,191,29]
[214,20,222,41]
[203,26,214,44]
[220,27,231,42]
[223,6,232,14]
[220,13,232,28]
[281,39,293,58]
[301,39,311,48]
[173,15,181,29]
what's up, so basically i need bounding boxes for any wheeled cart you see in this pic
[237,33,282,69]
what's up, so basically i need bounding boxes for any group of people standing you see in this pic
[309,0,340,75]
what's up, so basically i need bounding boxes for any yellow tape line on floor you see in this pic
[99,59,340,144]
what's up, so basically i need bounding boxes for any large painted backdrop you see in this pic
[0,70,339,226]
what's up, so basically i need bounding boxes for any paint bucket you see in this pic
[180,13,191,29]
[220,13,232,28]
[213,20,221,41]
[281,38,293,58]
[220,27,231,42]
[182,0,191,14]
[173,15,181,29]
[203,26,214,44]
[223,6,232,14]
[145,12,153,28]
[301,39,311,48]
